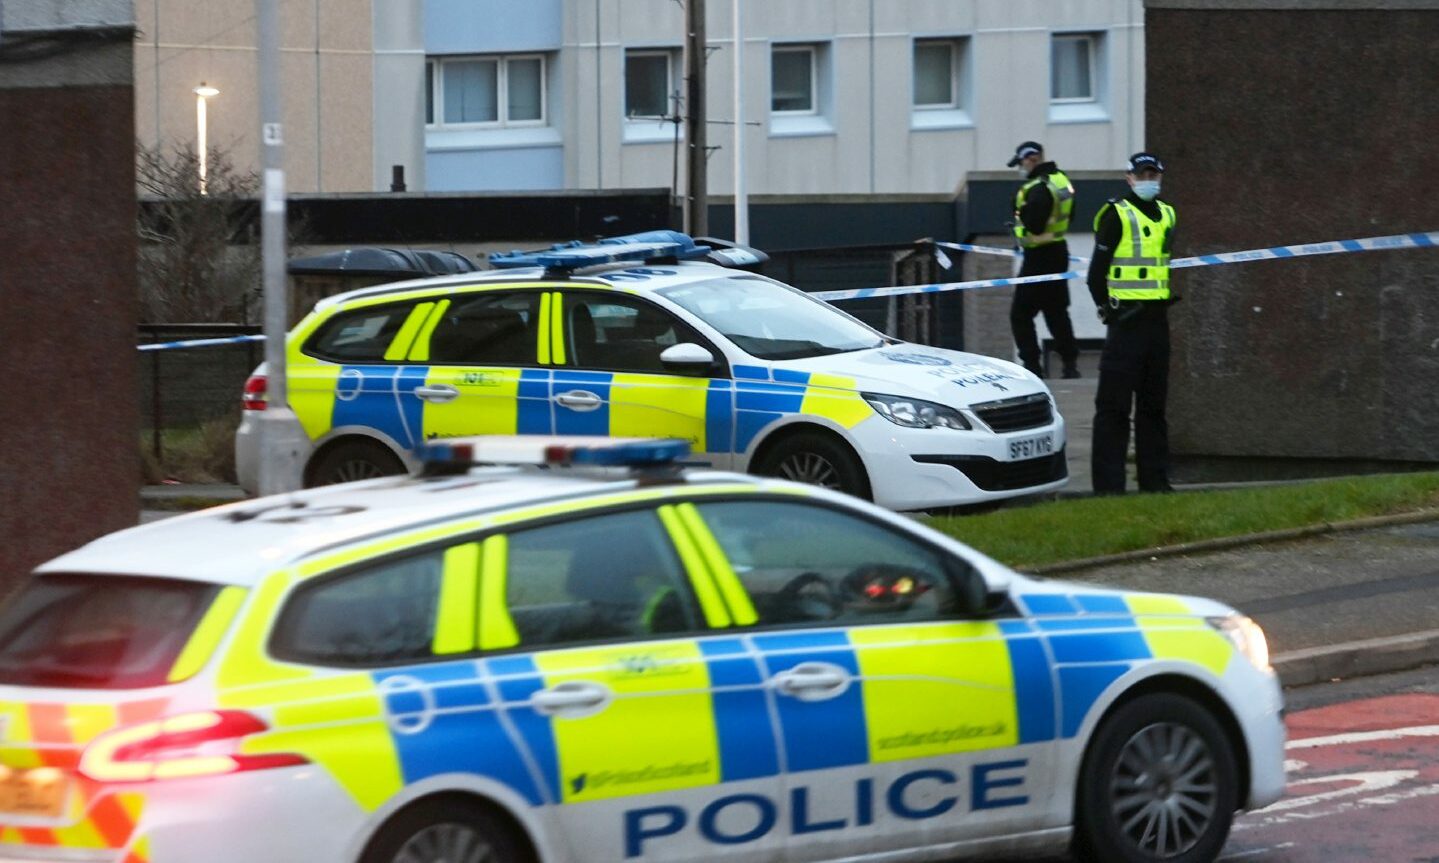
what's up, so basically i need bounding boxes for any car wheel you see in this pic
[1074,693,1239,863]
[755,432,871,500]
[361,798,529,863]
[308,440,405,487]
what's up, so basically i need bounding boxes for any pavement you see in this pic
[139,352,1439,687]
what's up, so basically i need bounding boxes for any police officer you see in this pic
[1007,141,1080,379]
[1088,152,1178,494]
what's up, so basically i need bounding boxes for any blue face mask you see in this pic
[1133,180,1161,201]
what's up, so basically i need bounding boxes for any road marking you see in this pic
[1258,770,1415,812]
[1286,724,1439,750]
[1240,781,1439,829]
[1220,842,1296,860]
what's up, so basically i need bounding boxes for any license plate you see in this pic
[0,767,69,817]
[1006,432,1055,461]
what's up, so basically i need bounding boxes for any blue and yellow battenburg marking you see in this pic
[1018,591,1232,737]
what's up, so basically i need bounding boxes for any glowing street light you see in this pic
[193,83,220,194]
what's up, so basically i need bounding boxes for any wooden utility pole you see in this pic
[683,0,708,236]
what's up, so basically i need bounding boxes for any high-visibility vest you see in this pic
[1013,169,1075,249]
[1099,198,1177,301]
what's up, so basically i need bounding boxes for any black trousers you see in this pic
[1012,246,1078,368]
[1092,311,1170,493]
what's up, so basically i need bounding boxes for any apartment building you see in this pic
[136,1,1144,196]
[424,0,1146,193]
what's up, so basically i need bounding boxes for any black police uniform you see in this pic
[1088,192,1177,494]
[1012,162,1080,379]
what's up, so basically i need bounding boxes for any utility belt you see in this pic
[1103,296,1169,324]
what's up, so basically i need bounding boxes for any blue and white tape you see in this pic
[138,334,266,352]
[815,230,1439,302]
[137,230,1439,350]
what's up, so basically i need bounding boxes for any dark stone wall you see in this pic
[0,61,138,584]
[1147,6,1439,462]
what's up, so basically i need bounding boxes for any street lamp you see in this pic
[193,83,220,195]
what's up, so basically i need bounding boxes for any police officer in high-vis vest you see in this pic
[1008,141,1080,379]
[1088,152,1179,494]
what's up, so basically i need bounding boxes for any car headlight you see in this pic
[862,393,971,430]
[1208,614,1270,672]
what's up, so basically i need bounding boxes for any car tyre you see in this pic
[755,431,871,500]
[308,439,405,487]
[1073,693,1239,863]
[360,797,530,863]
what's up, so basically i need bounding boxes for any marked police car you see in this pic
[235,231,1067,510]
[4,438,1281,863]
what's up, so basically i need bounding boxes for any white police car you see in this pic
[2,438,1282,863]
[236,231,1067,510]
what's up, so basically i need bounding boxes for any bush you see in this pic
[140,418,238,484]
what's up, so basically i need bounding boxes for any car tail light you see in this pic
[242,374,268,411]
[79,710,307,782]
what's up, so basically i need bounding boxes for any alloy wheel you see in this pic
[1109,722,1218,858]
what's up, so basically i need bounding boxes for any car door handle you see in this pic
[771,662,852,701]
[531,681,611,716]
[555,390,603,411]
[414,384,459,403]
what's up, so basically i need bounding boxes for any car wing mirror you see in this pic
[659,343,716,373]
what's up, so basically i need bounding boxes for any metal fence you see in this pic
[139,323,260,462]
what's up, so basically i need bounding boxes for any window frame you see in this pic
[912,38,961,110]
[267,547,450,669]
[684,494,1001,634]
[302,299,426,365]
[1050,32,1099,105]
[558,289,730,377]
[426,53,549,130]
[420,288,549,369]
[770,44,818,116]
[623,48,678,121]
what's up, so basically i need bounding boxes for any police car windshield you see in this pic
[658,275,884,360]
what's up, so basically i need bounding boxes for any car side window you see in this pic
[271,551,443,666]
[503,509,701,647]
[565,294,707,374]
[306,303,416,362]
[427,292,541,366]
[694,500,966,627]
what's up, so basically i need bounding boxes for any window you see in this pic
[625,50,676,119]
[426,292,542,366]
[306,303,416,363]
[913,39,961,108]
[1051,33,1098,103]
[771,45,816,113]
[272,552,444,666]
[565,294,703,373]
[658,275,883,361]
[504,510,700,647]
[426,54,547,127]
[0,575,219,689]
[695,500,968,627]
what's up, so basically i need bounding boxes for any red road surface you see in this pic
[1225,693,1439,861]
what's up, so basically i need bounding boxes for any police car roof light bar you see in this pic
[419,435,692,475]
[487,230,712,273]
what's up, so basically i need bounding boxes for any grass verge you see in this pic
[141,418,238,485]
[926,472,1439,570]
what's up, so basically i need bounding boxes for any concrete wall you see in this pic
[1147,1,1439,465]
[0,18,138,584]
[133,0,391,193]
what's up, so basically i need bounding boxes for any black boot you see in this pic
[1062,363,1081,379]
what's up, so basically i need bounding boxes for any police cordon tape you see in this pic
[135,230,1439,350]
[138,334,266,352]
[932,241,1089,269]
[813,229,1439,302]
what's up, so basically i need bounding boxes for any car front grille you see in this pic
[971,393,1054,432]
[912,449,1068,492]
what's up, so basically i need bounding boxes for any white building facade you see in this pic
[423,0,1147,194]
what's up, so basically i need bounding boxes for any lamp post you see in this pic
[193,83,220,195]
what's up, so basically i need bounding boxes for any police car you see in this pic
[3,437,1282,863]
[235,231,1068,510]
